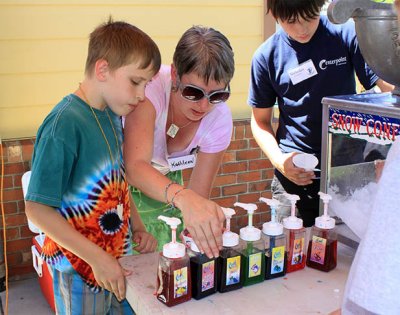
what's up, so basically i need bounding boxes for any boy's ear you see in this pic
[94,59,109,81]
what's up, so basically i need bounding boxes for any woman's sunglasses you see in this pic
[178,83,230,105]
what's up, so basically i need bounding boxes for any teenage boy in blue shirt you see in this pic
[248,0,393,227]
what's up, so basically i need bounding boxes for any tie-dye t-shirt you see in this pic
[26,94,133,292]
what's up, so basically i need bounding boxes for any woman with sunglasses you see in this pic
[124,25,235,258]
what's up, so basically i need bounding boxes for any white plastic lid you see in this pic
[234,202,259,241]
[315,216,336,229]
[282,193,302,229]
[163,242,186,258]
[240,226,262,241]
[283,216,303,229]
[223,231,239,247]
[259,197,283,236]
[262,221,284,236]
[315,191,335,229]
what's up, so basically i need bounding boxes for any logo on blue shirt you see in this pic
[319,56,347,70]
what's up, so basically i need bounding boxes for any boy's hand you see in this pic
[278,152,316,186]
[133,231,157,253]
[91,251,132,302]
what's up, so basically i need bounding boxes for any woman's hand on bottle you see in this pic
[173,189,225,258]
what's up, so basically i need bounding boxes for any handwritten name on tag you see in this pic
[168,154,197,171]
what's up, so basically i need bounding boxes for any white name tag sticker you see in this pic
[168,154,197,171]
[288,59,318,85]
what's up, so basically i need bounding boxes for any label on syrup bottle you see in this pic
[248,253,262,277]
[174,267,188,298]
[226,256,241,286]
[310,235,327,265]
[291,238,304,265]
[201,261,215,292]
[271,246,285,274]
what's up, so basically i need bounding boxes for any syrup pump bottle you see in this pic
[306,192,337,272]
[217,207,243,293]
[188,236,218,299]
[259,197,287,279]
[156,215,191,306]
[234,202,265,286]
[283,193,306,273]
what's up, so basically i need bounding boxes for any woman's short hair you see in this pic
[173,25,235,85]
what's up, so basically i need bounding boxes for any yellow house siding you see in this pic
[0,0,269,139]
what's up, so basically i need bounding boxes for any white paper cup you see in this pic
[292,153,318,171]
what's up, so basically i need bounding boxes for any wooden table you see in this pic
[119,243,356,315]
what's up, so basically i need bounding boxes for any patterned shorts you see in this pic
[52,267,135,315]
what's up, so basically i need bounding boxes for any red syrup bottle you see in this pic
[306,192,337,272]
[156,215,191,306]
[283,194,306,273]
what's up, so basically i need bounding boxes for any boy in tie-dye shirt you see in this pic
[25,18,161,314]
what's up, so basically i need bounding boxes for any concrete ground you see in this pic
[0,277,53,315]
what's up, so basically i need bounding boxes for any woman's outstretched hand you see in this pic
[173,188,225,258]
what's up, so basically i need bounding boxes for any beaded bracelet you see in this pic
[164,181,176,204]
[170,187,187,208]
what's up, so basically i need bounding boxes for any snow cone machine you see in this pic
[320,0,400,246]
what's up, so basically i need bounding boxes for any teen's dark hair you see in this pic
[267,0,326,22]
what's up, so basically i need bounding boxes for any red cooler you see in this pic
[31,234,55,312]
[22,171,55,313]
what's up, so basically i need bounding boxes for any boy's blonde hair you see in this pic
[85,17,161,76]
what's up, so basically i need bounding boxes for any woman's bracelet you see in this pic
[171,187,187,208]
[164,181,177,204]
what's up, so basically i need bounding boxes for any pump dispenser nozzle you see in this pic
[282,193,303,229]
[158,215,186,258]
[315,192,335,229]
[260,197,283,236]
[222,207,235,232]
[234,202,261,242]
[221,207,239,247]
[234,202,257,227]
[318,192,332,217]
[158,215,181,231]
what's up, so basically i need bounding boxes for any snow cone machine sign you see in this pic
[329,107,400,145]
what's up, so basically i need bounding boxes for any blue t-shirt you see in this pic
[248,15,379,157]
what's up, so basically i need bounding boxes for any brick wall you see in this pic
[0,119,274,279]
[1,138,36,279]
